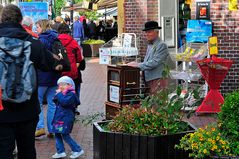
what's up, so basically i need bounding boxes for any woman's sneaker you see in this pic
[69,150,84,159]
[52,152,66,158]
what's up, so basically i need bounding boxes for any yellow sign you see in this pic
[229,0,238,11]
[209,36,218,55]
[185,0,191,5]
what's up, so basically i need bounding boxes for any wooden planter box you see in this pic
[82,44,92,57]
[93,121,196,159]
[90,44,103,57]
[210,156,239,159]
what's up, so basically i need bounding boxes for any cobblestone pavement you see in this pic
[36,58,216,159]
[36,58,106,159]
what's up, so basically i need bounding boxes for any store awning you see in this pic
[62,2,92,12]
[98,7,117,17]
[97,0,117,10]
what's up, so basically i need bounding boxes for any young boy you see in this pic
[52,76,84,159]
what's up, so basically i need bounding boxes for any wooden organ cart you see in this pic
[106,65,140,119]
[99,33,143,119]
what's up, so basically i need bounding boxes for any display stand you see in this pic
[196,56,233,113]
[169,43,208,103]
[99,33,139,65]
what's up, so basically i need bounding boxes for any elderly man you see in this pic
[127,21,169,95]
[22,16,38,38]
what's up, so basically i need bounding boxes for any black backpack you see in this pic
[52,39,71,72]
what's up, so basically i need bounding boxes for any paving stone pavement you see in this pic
[36,58,106,159]
[35,58,216,159]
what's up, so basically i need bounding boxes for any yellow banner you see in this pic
[209,37,218,55]
[229,0,238,11]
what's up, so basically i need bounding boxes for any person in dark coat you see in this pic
[88,20,97,39]
[57,23,83,101]
[82,19,90,40]
[96,20,105,40]
[35,19,62,138]
[64,14,71,26]
[0,4,62,159]
[51,16,63,31]
[51,76,84,159]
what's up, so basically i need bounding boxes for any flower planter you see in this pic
[209,156,239,159]
[93,121,196,159]
[89,44,103,57]
[82,44,92,57]
[82,43,103,57]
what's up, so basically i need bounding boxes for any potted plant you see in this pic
[93,86,202,159]
[176,90,239,158]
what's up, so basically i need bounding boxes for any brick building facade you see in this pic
[124,0,239,94]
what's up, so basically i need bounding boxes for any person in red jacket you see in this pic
[57,23,83,103]
[22,16,39,38]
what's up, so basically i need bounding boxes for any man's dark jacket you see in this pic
[0,23,57,123]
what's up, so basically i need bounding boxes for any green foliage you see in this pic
[162,63,170,79]
[79,11,101,20]
[176,124,232,159]
[55,0,65,16]
[177,90,239,158]
[82,39,105,44]
[77,112,105,126]
[74,0,84,3]
[107,86,201,136]
[218,91,239,156]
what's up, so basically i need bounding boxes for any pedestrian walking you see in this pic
[82,19,90,40]
[52,76,84,159]
[57,23,84,102]
[52,16,63,31]
[35,19,63,138]
[64,14,71,26]
[0,4,63,159]
[72,16,84,47]
[88,20,97,39]
[96,20,105,40]
[22,16,39,38]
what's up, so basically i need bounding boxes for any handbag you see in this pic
[78,59,86,71]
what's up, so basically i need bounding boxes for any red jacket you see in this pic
[58,34,83,79]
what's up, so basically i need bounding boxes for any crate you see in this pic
[169,43,208,62]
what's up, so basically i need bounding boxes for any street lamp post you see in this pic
[70,0,74,23]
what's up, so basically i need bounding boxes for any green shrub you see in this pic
[107,86,201,136]
[218,91,239,155]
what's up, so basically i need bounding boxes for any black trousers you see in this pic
[0,117,38,159]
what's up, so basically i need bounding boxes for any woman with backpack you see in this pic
[35,19,63,138]
[57,23,84,107]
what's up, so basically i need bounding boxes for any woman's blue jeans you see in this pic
[37,86,57,133]
[55,133,82,153]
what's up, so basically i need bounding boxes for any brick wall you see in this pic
[191,0,239,94]
[124,0,158,55]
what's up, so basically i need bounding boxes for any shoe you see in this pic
[52,152,66,158]
[47,133,54,138]
[35,128,46,137]
[69,150,84,158]
[75,105,81,115]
